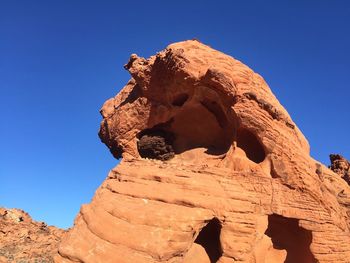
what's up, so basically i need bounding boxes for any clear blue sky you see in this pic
[1,1,349,229]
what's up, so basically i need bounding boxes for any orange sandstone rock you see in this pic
[0,207,65,262]
[56,40,350,263]
[329,154,350,185]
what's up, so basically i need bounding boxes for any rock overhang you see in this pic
[56,40,350,263]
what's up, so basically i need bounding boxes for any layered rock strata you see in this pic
[56,40,350,263]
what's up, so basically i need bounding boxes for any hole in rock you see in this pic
[172,93,189,107]
[265,214,316,263]
[194,218,222,263]
[200,99,228,128]
[137,128,175,161]
[236,128,265,163]
[140,88,236,163]
[270,168,279,179]
[171,99,235,155]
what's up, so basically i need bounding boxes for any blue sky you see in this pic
[1,1,349,229]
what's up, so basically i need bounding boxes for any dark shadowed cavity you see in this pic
[194,218,223,262]
[137,128,175,161]
[265,214,316,263]
[236,128,265,163]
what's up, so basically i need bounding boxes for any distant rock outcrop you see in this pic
[0,207,65,262]
[330,154,350,185]
[56,40,350,263]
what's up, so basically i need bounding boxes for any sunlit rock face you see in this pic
[0,207,65,262]
[56,40,350,263]
[329,154,350,185]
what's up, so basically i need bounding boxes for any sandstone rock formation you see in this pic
[56,40,350,263]
[329,154,350,185]
[0,207,65,262]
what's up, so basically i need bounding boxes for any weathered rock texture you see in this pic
[56,40,350,263]
[329,154,350,185]
[0,207,65,263]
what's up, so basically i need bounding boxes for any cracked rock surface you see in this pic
[55,40,350,263]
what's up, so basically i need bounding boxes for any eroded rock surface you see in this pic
[330,154,350,185]
[56,40,350,263]
[137,129,175,161]
[0,207,65,263]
